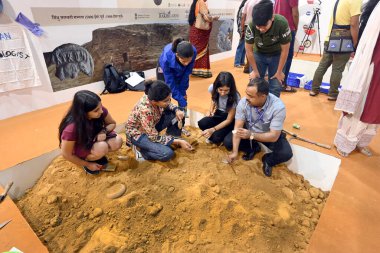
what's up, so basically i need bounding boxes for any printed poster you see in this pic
[26,0,235,92]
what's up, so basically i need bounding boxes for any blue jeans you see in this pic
[130,109,182,161]
[234,38,246,66]
[131,134,174,161]
[284,31,296,86]
[254,52,282,97]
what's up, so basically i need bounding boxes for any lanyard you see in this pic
[246,102,265,129]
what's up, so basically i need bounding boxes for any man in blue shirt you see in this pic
[224,78,293,177]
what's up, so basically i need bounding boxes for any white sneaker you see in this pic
[132,145,145,162]
[205,139,213,144]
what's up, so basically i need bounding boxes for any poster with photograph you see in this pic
[28,0,234,92]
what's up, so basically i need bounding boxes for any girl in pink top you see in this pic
[59,90,122,174]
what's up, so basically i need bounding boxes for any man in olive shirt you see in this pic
[245,0,291,97]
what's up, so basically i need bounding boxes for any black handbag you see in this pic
[326,0,355,53]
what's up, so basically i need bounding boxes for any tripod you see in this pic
[296,8,322,56]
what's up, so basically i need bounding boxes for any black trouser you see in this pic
[156,108,183,137]
[224,132,293,167]
[197,110,234,144]
[156,64,165,82]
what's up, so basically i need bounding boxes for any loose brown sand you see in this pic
[17,127,328,253]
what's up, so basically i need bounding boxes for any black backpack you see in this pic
[101,64,127,94]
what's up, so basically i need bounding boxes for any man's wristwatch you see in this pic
[250,131,255,140]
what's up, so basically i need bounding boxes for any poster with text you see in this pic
[25,0,235,92]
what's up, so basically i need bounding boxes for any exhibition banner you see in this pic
[27,0,235,92]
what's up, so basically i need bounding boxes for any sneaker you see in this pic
[327,96,337,101]
[205,139,213,144]
[309,91,319,96]
[132,145,145,162]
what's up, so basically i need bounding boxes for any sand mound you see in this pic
[17,127,328,253]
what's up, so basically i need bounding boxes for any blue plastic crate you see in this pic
[287,72,305,88]
[304,81,341,94]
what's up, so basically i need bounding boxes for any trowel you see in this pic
[0,181,13,203]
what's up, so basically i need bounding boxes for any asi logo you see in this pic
[158,10,179,19]
[306,11,311,16]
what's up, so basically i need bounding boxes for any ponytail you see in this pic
[171,38,194,58]
[145,80,172,101]
[144,79,154,95]
[188,0,197,26]
[171,38,185,52]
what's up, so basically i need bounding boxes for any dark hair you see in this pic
[358,0,380,43]
[252,0,273,26]
[211,72,240,111]
[248,78,269,96]
[58,90,104,149]
[188,0,198,26]
[144,80,172,101]
[172,38,194,58]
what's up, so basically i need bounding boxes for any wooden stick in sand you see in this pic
[190,133,206,146]
[221,152,237,175]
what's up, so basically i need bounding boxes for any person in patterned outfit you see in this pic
[125,80,193,161]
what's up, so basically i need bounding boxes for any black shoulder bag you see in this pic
[326,0,355,53]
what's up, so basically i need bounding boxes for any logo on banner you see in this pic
[135,13,150,20]
[158,11,179,19]
[168,3,185,7]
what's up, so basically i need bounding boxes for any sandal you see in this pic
[83,156,108,175]
[357,146,373,157]
[282,86,297,93]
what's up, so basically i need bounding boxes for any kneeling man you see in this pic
[224,78,293,177]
